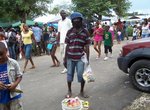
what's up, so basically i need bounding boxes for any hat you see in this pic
[70,12,83,20]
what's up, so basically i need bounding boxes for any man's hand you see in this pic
[7,83,17,90]
[0,81,7,90]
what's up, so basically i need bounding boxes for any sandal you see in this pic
[29,66,35,69]
[65,92,72,98]
[50,65,56,67]
[56,62,60,67]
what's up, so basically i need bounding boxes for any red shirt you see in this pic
[65,28,91,60]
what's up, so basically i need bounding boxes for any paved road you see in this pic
[18,40,141,110]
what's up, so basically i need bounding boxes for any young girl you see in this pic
[47,26,60,67]
[132,25,137,40]
[142,19,149,38]
[93,21,103,59]
[21,24,36,73]
[117,29,122,44]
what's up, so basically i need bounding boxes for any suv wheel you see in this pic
[129,60,150,93]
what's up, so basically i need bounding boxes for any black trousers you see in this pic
[104,45,112,54]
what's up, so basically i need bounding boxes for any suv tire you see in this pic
[129,60,150,93]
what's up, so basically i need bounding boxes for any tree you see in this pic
[73,0,116,20]
[50,2,73,15]
[113,0,131,17]
[72,0,131,20]
[0,0,53,23]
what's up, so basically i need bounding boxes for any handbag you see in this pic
[47,43,53,50]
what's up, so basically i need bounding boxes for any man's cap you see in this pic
[70,12,83,20]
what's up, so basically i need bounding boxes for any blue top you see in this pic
[32,26,42,42]
[0,63,21,104]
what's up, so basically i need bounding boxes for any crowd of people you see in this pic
[0,10,150,109]
[92,17,150,60]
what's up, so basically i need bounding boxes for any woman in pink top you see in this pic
[93,21,104,59]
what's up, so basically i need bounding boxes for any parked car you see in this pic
[117,38,150,93]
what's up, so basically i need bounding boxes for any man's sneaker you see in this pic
[104,57,108,61]
[61,68,67,74]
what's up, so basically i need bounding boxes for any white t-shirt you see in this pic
[133,28,137,36]
[58,18,72,44]
[142,25,149,35]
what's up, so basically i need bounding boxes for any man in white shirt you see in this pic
[58,10,72,74]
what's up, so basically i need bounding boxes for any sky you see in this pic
[129,0,150,13]
[34,0,150,22]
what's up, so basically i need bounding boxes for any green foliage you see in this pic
[0,0,53,23]
[113,0,131,17]
[72,0,131,20]
[50,3,73,15]
[127,26,133,36]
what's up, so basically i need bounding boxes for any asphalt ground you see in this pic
[18,39,142,110]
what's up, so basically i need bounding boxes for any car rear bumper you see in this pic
[117,56,129,73]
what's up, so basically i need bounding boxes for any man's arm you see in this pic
[57,32,60,43]
[7,77,22,90]
[57,21,61,43]
[84,45,90,62]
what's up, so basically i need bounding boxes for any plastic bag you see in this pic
[81,53,95,83]
[83,65,95,83]
[81,53,88,65]
[47,43,53,50]
[19,53,22,60]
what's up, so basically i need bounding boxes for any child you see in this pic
[117,29,122,44]
[103,26,113,61]
[47,26,60,67]
[93,21,104,59]
[136,26,141,39]
[0,42,23,110]
[132,25,137,40]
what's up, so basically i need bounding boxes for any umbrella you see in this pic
[12,21,21,27]
[129,16,140,19]
[47,23,58,29]
[0,22,11,28]
[12,20,36,27]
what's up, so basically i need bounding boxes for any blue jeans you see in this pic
[24,44,32,59]
[132,36,137,40]
[142,34,149,38]
[67,59,84,82]
[8,44,16,60]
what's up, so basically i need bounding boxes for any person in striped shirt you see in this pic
[64,12,91,98]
